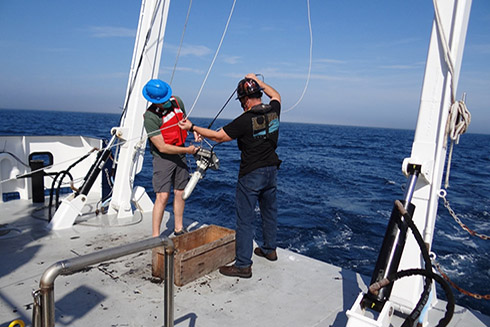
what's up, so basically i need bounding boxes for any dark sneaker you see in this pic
[254,247,278,261]
[219,264,252,278]
[173,229,187,236]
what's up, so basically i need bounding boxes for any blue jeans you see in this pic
[234,166,278,268]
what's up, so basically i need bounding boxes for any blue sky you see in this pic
[0,0,489,134]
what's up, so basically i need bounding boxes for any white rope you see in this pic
[432,0,472,188]
[283,0,313,114]
[433,0,456,101]
[447,100,471,142]
[444,99,471,188]
[185,0,237,118]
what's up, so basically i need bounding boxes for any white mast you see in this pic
[109,0,171,219]
[393,0,472,312]
[347,0,472,325]
[48,0,171,230]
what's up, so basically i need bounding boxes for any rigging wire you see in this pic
[1,0,207,187]
[119,0,165,124]
[114,0,165,130]
[112,0,166,169]
[283,0,313,114]
[205,73,264,129]
[207,89,237,129]
[0,0,309,185]
[0,150,100,185]
[432,0,472,189]
[0,121,184,187]
[169,0,193,85]
[185,0,237,119]
[432,0,456,102]
[115,0,309,148]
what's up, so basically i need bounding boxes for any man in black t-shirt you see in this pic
[179,73,281,278]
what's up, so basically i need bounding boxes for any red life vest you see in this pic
[148,97,187,146]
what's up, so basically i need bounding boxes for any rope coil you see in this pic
[447,100,471,142]
[444,98,471,188]
[432,0,472,189]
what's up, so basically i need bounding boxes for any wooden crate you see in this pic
[152,225,235,286]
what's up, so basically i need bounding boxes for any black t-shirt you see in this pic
[223,100,281,177]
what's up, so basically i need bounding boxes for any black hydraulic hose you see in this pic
[47,150,95,221]
[48,170,73,221]
[78,145,113,196]
[56,150,94,198]
[389,269,455,327]
[393,200,434,327]
[395,200,454,327]
[55,171,74,210]
[48,172,62,220]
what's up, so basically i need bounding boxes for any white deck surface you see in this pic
[1,198,489,327]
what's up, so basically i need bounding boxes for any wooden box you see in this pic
[152,225,235,286]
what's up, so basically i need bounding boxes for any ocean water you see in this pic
[1,108,489,316]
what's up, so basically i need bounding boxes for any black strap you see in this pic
[146,96,181,118]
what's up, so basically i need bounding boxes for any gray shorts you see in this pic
[152,155,189,193]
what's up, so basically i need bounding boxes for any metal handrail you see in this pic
[32,235,175,327]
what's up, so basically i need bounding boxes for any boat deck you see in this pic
[1,198,489,327]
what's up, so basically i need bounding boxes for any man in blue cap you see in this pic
[142,79,198,237]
